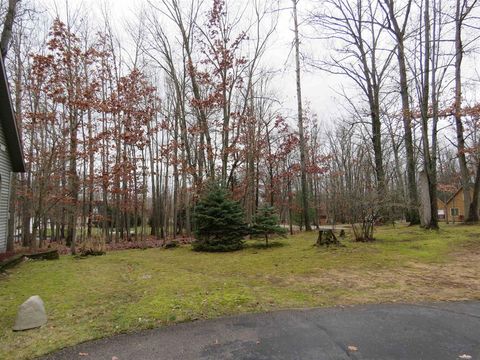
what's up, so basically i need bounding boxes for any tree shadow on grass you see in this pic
[246,241,287,250]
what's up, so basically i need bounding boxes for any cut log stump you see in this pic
[0,250,59,272]
[26,250,59,260]
[316,229,342,247]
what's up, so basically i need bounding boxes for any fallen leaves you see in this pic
[45,237,195,255]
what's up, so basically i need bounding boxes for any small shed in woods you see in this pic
[0,55,25,253]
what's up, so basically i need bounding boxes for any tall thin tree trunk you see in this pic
[173,112,179,237]
[292,0,311,231]
[383,0,420,224]
[456,0,477,222]
[67,111,79,254]
[419,0,438,230]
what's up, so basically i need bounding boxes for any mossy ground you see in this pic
[1,223,480,359]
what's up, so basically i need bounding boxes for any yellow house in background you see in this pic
[438,187,476,223]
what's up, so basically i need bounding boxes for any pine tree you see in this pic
[193,184,249,252]
[251,205,287,247]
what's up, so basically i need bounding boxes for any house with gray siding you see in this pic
[0,55,25,253]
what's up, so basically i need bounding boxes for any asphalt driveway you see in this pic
[41,302,480,360]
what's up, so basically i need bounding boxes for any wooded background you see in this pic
[1,0,479,253]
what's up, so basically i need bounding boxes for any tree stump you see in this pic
[316,230,341,247]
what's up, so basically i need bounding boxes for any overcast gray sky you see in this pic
[39,0,340,127]
[38,0,480,134]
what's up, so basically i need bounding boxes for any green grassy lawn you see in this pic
[1,224,480,359]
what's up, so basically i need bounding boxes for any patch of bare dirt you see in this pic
[289,246,480,305]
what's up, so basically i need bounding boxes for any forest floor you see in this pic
[1,223,480,359]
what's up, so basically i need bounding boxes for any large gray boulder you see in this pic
[12,295,47,331]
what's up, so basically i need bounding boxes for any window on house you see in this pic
[438,209,445,220]
[451,208,459,216]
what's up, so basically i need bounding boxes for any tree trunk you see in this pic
[292,0,311,231]
[383,0,419,224]
[467,159,480,223]
[0,0,19,58]
[419,0,438,230]
[67,112,79,253]
[7,175,16,252]
[454,0,473,221]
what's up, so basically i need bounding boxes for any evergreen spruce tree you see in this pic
[193,184,249,252]
[251,205,287,247]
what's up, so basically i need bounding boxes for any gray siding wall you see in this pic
[0,121,12,253]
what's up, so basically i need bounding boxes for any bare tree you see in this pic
[415,0,439,229]
[310,0,394,208]
[380,0,420,224]
[455,0,479,223]
[292,0,311,230]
